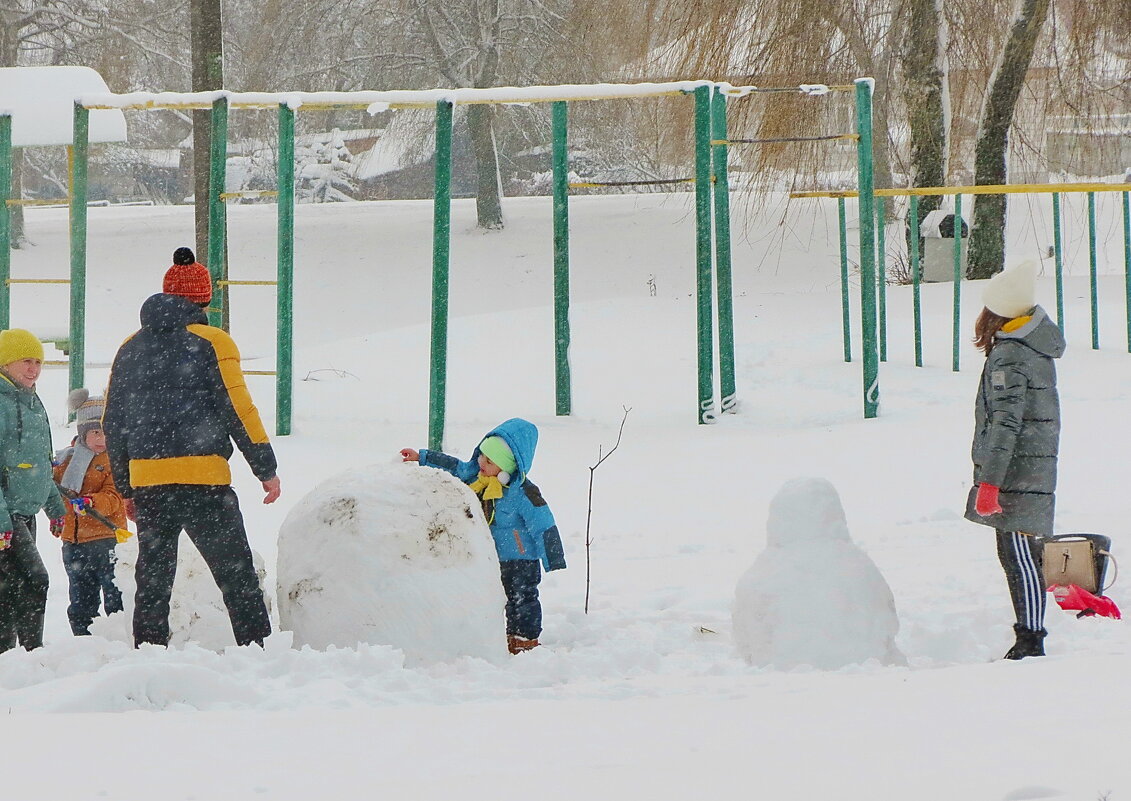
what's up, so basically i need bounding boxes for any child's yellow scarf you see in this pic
[469,473,505,501]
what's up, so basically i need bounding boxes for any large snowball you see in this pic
[732,477,905,670]
[88,535,272,652]
[276,463,507,665]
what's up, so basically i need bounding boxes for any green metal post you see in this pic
[1052,192,1064,328]
[1124,192,1131,353]
[711,86,736,413]
[693,85,715,424]
[69,104,90,392]
[0,114,10,330]
[428,100,453,451]
[876,196,887,362]
[551,101,571,416]
[1088,191,1098,350]
[838,197,851,363]
[910,195,922,367]
[276,103,295,436]
[854,79,879,418]
[206,96,228,328]
[952,193,962,372]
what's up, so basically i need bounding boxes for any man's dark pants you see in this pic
[133,485,271,647]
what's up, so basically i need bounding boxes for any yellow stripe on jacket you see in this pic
[187,323,270,444]
[129,454,232,487]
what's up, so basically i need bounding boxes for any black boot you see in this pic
[1004,624,1046,660]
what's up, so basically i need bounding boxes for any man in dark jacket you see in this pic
[103,247,281,648]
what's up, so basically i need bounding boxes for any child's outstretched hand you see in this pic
[400,448,419,462]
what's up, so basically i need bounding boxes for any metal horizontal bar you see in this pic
[81,82,715,111]
[6,197,69,206]
[243,370,277,376]
[219,190,279,200]
[792,182,1131,199]
[6,278,70,284]
[715,133,858,145]
[569,178,693,188]
[217,280,278,286]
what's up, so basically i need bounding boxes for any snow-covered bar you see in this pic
[82,81,719,111]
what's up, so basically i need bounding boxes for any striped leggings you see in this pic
[995,530,1046,631]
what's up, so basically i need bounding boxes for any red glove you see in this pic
[124,499,137,523]
[0,530,11,550]
[975,483,1003,516]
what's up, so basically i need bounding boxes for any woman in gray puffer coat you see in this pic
[965,260,1065,660]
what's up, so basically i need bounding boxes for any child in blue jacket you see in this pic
[401,418,566,654]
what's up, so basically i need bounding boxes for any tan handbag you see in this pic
[1040,534,1116,594]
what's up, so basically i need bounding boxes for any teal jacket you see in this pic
[0,373,66,531]
[419,418,566,571]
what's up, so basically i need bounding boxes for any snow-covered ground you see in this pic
[4,188,1131,800]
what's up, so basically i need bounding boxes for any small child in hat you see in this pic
[51,389,129,636]
[401,418,566,654]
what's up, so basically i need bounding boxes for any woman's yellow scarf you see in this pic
[469,473,505,501]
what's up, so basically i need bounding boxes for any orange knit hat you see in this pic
[162,247,212,304]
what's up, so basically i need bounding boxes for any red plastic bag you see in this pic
[1049,584,1122,620]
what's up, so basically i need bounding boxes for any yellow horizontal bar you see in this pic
[792,182,1131,199]
[217,280,278,286]
[6,197,69,207]
[219,190,279,200]
[44,360,68,366]
[243,370,277,376]
[6,278,70,284]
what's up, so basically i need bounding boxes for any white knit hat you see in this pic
[983,260,1038,318]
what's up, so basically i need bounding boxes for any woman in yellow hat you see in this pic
[0,328,67,652]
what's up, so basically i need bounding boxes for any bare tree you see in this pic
[0,1,108,246]
[902,0,948,240]
[191,0,224,308]
[584,407,630,614]
[966,0,1051,278]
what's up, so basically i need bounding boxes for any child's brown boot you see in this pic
[507,635,540,654]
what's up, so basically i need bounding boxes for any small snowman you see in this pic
[732,477,905,670]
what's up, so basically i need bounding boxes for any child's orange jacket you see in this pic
[51,452,127,544]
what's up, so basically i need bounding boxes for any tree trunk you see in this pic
[190,0,225,313]
[967,0,1050,279]
[0,15,25,247]
[470,0,504,230]
[903,0,948,253]
[467,104,504,230]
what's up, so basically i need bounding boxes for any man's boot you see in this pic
[1004,624,1046,660]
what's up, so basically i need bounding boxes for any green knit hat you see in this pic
[479,436,516,474]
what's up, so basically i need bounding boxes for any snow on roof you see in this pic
[0,66,127,147]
